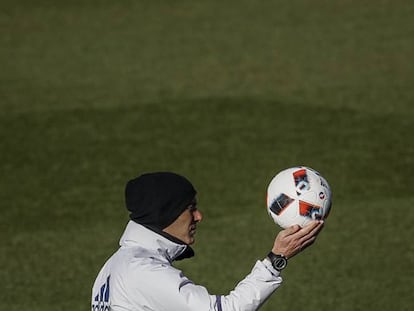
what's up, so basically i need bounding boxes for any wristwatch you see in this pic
[267,251,288,271]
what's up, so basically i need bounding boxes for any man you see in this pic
[92,172,324,311]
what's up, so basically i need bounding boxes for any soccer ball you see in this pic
[266,166,332,229]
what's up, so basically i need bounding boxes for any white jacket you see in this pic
[92,221,283,311]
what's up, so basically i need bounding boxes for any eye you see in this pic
[188,204,198,213]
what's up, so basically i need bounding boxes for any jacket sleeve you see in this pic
[178,259,283,311]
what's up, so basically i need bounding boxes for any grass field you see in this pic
[1,1,413,310]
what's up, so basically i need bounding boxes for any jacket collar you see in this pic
[119,221,194,262]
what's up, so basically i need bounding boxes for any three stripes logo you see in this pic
[92,275,110,311]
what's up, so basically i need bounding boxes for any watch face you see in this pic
[268,252,288,271]
[273,256,287,270]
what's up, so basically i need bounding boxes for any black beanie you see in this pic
[125,172,197,230]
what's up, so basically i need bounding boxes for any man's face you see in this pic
[163,197,203,245]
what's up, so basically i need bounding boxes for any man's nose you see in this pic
[193,210,203,222]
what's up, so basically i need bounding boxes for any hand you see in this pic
[271,220,324,259]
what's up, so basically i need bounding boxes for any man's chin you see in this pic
[187,236,196,245]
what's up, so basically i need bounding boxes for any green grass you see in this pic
[1,1,413,311]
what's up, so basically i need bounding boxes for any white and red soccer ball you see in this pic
[266,166,332,229]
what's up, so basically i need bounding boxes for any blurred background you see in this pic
[1,1,413,310]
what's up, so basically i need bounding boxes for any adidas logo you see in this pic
[92,275,110,311]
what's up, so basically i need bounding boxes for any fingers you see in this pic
[279,224,301,237]
[298,220,324,237]
[300,235,317,250]
[272,220,324,259]
[281,221,322,240]
[296,221,324,251]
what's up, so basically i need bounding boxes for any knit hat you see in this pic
[125,172,197,230]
